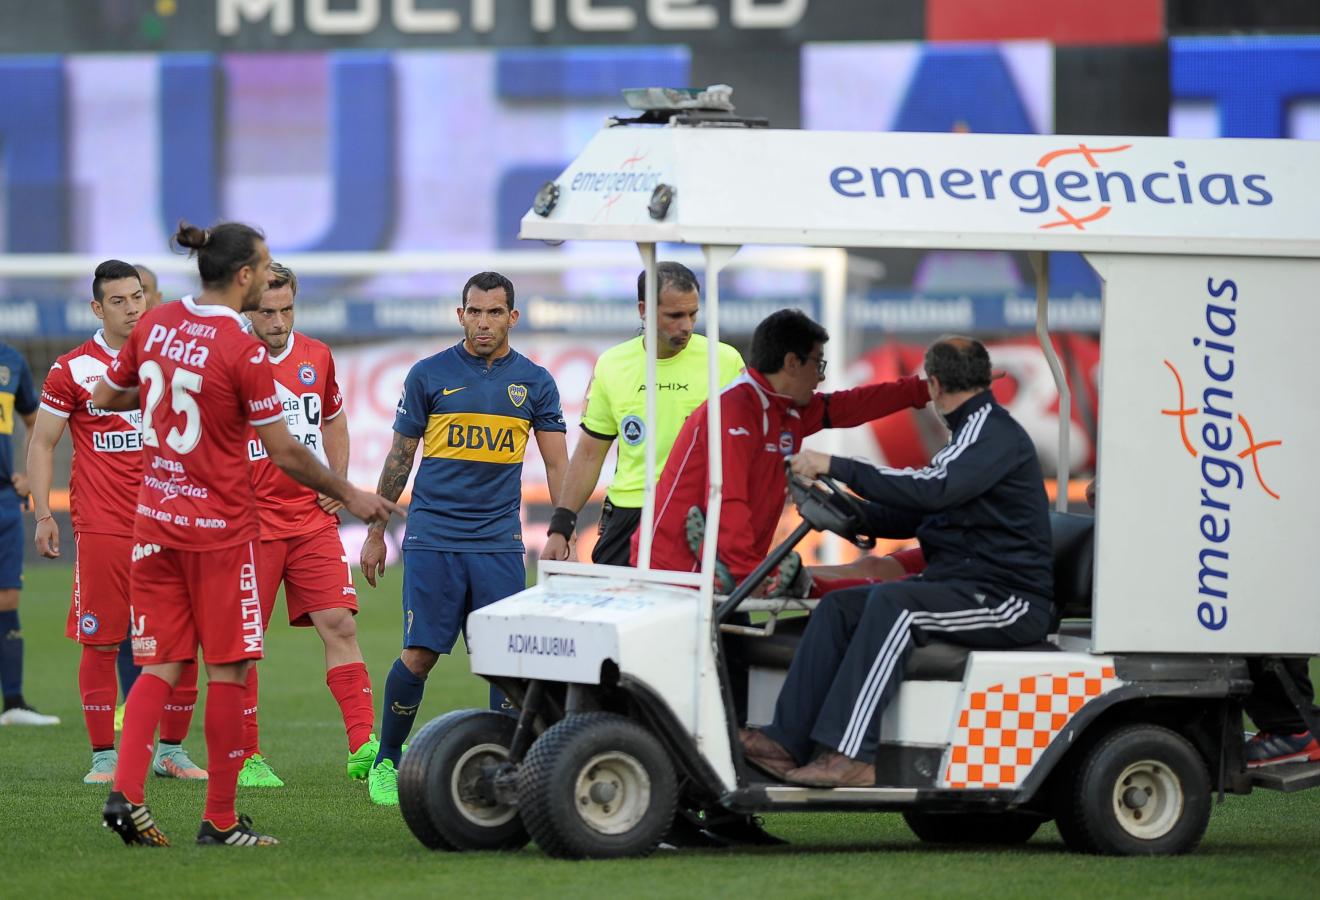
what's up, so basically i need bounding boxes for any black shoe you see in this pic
[197,813,280,846]
[103,790,170,847]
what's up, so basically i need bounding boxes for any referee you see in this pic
[543,262,744,565]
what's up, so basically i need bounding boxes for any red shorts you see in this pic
[65,532,133,646]
[129,539,265,665]
[257,524,357,629]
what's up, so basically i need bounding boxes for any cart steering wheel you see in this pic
[786,463,876,550]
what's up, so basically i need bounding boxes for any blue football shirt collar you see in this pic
[454,340,516,370]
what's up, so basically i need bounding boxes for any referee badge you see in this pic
[507,384,528,408]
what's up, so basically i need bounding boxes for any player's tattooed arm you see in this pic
[370,432,419,532]
[361,431,418,586]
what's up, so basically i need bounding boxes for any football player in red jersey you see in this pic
[28,261,207,785]
[92,222,399,848]
[236,262,377,787]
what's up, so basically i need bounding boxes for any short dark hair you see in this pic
[462,271,515,311]
[92,259,141,302]
[749,309,828,374]
[924,336,992,393]
[637,261,699,305]
[171,220,266,289]
[268,261,298,298]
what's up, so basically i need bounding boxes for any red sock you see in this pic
[79,646,119,751]
[326,662,375,753]
[242,665,260,758]
[112,674,171,804]
[159,659,198,743]
[203,680,246,831]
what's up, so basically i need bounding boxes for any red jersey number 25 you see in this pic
[139,361,204,455]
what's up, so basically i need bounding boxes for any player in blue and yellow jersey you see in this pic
[359,271,568,805]
[0,341,55,727]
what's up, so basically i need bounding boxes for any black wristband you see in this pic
[548,507,578,539]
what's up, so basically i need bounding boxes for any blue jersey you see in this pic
[394,342,565,552]
[0,343,37,508]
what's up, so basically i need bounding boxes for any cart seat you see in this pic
[724,511,1095,681]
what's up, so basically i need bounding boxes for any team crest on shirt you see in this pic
[297,363,317,386]
[507,384,528,408]
[79,613,100,637]
[0,366,9,386]
[779,430,793,455]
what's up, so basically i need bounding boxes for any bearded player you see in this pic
[27,260,206,784]
[93,221,398,848]
[237,262,377,788]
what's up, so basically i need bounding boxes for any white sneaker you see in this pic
[0,705,61,726]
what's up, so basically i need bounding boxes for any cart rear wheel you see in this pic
[1058,723,1210,856]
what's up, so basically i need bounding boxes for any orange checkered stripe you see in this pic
[942,666,1120,789]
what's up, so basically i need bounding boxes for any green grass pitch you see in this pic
[3,563,1319,899]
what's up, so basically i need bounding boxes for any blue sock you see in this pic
[0,610,23,706]
[116,637,139,699]
[375,658,425,767]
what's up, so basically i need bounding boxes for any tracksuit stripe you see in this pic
[841,622,913,758]
[839,610,913,755]
[874,404,992,482]
[836,595,1035,758]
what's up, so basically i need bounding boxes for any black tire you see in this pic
[518,712,677,859]
[398,714,459,850]
[417,709,530,851]
[1060,724,1211,856]
[903,810,1043,845]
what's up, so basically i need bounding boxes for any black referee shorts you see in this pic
[591,499,642,567]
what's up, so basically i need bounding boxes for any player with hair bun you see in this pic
[94,221,400,848]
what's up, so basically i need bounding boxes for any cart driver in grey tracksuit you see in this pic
[740,337,1055,787]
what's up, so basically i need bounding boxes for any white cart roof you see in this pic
[520,127,1320,258]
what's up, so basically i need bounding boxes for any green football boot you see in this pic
[367,758,399,806]
[347,734,381,781]
[237,753,285,788]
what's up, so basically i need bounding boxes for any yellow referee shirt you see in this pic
[580,333,744,508]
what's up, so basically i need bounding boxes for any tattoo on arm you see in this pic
[376,433,419,504]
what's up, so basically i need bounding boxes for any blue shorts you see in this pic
[401,549,525,654]
[0,505,22,590]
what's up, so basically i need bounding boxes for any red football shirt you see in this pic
[39,330,143,537]
[104,296,283,550]
[246,332,344,539]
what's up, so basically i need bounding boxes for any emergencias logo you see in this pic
[829,143,1273,230]
[1160,277,1282,635]
[570,148,661,222]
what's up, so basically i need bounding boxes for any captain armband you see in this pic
[548,507,578,539]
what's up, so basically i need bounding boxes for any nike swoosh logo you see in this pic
[442,387,467,396]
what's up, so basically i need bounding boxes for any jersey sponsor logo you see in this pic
[142,322,212,368]
[131,542,162,562]
[507,383,528,408]
[620,414,645,446]
[0,394,13,435]
[442,386,467,396]
[93,430,145,453]
[296,362,317,385]
[635,382,690,392]
[423,412,530,464]
[249,394,280,416]
[79,613,100,636]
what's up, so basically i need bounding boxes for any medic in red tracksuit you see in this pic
[635,368,930,580]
